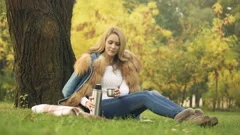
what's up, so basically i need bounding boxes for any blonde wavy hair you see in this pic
[89,26,129,62]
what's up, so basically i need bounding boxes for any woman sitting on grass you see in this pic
[58,26,218,127]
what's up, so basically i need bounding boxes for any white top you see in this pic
[80,66,129,106]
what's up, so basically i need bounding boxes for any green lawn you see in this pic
[0,102,240,135]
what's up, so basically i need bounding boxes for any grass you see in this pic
[0,102,240,135]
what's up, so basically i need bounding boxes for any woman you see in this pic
[59,26,218,127]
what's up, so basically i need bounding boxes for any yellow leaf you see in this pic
[212,2,222,15]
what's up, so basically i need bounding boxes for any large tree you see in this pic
[6,0,76,108]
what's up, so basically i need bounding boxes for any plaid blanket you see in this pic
[31,104,99,118]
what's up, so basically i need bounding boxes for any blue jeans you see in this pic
[101,90,184,119]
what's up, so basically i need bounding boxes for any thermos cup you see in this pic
[107,88,115,97]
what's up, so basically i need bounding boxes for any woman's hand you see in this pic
[85,96,95,111]
[114,88,121,98]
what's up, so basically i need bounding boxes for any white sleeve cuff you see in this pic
[80,97,89,106]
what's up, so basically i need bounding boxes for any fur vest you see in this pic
[61,50,142,107]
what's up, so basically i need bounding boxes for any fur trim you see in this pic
[74,53,91,75]
[61,51,142,107]
[121,60,140,93]
[123,50,142,72]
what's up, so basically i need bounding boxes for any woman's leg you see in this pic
[101,91,184,119]
[150,90,185,109]
[149,90,217,126]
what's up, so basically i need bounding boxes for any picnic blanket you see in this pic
[31,104,99,118]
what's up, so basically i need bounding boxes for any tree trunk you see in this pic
[181,83,187,106]
[195,88,201,108]
[213,69,219,111]
[0,59,5,75]
[6,0,76,108]
[189,95,192,107]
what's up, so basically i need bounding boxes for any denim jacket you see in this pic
[58,53,99,104]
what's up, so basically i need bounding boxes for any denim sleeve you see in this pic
[62,72,81,98]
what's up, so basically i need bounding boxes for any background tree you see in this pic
[0,0,14,101]
[5,0,76,108]
[202,3,237,110]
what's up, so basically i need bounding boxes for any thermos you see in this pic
[90,84,102,116]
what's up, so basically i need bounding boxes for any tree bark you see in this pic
[6,0,76,108]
